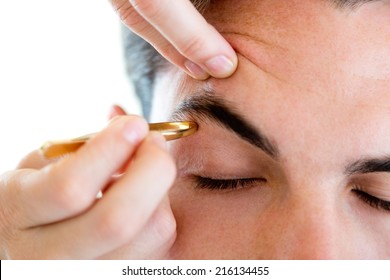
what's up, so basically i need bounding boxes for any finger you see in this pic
[108,105,127,120]
[0,169,36,230]
[17,150,57,170]
[29,133,176,259]
[98,196,176,259]
[18,116,149,227]
[112,0,207,79]
[130,0,238,78]
[112,0,236,79]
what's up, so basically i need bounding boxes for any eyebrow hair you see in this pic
[331,0,380,9]
[345,156,390,174]
[170,92,279,158]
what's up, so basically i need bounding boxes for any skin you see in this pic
[2,0,230,259]
[0,116,177,259]
[2,0,390,260]
[148,0,390,259]
[110,0,237,79]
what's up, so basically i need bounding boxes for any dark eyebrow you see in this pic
[331,0,380,9]
[345,156,390,174]
[170,92,279,158]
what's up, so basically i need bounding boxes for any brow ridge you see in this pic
[170,92,279,158]
[346,156,390,174]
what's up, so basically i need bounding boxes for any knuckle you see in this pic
[117,4,146,29]
[178,35,209,59]
[130,0,163,21]
[157,42,178,61]
[55,182,88,213]
[48,169,92,214]
[96,209,139,243]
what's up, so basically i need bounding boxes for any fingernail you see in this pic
[205,55,235,78]
[123,119,148,144]
[184,60,210,80]
[148,132,167,150]
[108,105,126,120]
[108,105,119,120]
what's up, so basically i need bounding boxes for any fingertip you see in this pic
[204,54,238,79]
[122,116,149,144]
[107,115,149,144]
[108,105,127,120]
[184,50,238,79]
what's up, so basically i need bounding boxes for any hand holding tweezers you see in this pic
[40,121,197,159]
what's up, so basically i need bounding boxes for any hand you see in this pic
[110,0,238,80]
[0,115,176,259]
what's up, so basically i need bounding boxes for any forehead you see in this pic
[198,0,390,105]
[155,0,390,171]
[206,9,387,104]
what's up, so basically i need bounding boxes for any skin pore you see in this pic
[150,0,390,259]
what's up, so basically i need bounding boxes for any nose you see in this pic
[282,208,339,259]
[258,194,349,259]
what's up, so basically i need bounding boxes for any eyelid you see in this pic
[194,176,267,191]
[350,176,390,201]
[352,185,390,212]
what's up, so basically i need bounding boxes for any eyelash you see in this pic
[195,177,390,212]
[195,177,267,191]
[352,188,390,212]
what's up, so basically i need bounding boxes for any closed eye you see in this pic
[195,177,267,191]
[352,188,390,212]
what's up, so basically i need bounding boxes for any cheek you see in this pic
[167,179,272,259]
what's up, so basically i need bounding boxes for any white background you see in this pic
[0,0,141,172]
[2,260,388,280]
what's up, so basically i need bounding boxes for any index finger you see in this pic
[19,116,149,227]
[130,0,238,78]
[17,150,57,170]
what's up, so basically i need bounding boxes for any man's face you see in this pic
[152,0,390,259]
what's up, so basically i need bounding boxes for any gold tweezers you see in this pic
[41,121,197,159]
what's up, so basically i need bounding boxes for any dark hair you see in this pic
[122,0,210,120]
[122,0,378,119]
